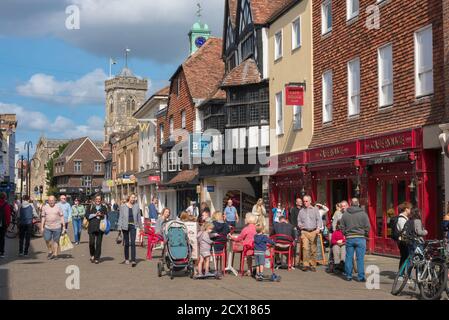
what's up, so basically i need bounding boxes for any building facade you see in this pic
[53,137,105,201]
[267,0,314,211]
[199,0,295,226]
[134,87,169,216]
[0,114,17,202]
[157,36,224,218]
[112,128,139,203]
[308,0,445,255]
[30,137,69,201]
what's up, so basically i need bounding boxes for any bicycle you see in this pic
[391,238,447,300]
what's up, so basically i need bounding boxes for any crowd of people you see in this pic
[0,190,441,284]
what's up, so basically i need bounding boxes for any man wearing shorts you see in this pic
[224,199,239,228]
[41,196,65,260]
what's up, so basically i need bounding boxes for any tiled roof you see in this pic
[56,137,86,161]
[154,86,170,96]
[250,0,295,25]
[221,58,262,87]
[182,38,225,100]
[168,168,199,185]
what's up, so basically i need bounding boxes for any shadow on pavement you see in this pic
[380,271,397,280]
[0,236,43,266]
[0,268,9,300]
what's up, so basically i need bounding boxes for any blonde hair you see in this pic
[256,224,264,233]
[201,222,214,231]
[245,213,257,225]
[212,211,224,222]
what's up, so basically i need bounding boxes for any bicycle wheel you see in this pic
[391,259,412,296]
[418,260,447,300]
[6,223,18,239]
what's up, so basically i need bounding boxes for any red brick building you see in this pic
[271,0,446,255]
[313,0,445,255]
[53,137,105,201]
[156,37,224,215]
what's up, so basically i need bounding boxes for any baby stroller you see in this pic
[157,220,194,279]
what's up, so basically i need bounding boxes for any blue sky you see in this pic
[0,0,224,156]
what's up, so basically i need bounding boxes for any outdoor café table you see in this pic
[225,234,243,276]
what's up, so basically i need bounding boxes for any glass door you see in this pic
[373,178,410,256]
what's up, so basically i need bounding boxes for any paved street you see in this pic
[0,230,423,300]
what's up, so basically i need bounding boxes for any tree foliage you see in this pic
[45,143,68,196]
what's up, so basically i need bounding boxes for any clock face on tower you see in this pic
[195,36,207,48]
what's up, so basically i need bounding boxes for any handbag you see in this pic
[82,217,89,229]
[116,231,123,244]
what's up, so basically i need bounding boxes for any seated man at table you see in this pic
[271,216,296,268]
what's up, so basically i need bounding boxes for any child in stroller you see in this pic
[157,220,194,279]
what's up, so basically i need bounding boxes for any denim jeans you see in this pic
[72,218,82,243]
[123,224,137,262]
[344,237,366,280]
[19,224,32,254]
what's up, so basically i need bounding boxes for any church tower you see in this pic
[188,3,211,55]
[104,65,148,144]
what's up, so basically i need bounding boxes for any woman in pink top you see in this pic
[231,213,257,276]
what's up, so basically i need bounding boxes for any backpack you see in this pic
[400,219,416,242]
[390,215,407,241]
[0,203,6,228]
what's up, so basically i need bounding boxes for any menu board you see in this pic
[184,222,198,260]
[316,233,327,265]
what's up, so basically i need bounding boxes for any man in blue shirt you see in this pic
[224,199,239,227]
[57,195,72,231]
[148,197,159,222]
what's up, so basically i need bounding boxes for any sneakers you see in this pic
[131,261,137,268]
[291,266,296,270]
[125,260,130,265]
[355,278,366,283]
[205,272,215,277]
[310,267,317,272]
[19,252,24,257]
[256,273,264,281]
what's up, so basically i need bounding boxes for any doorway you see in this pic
[369,178,411,256]
[331,179,348,212]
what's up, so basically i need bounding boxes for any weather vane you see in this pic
[196,2,202,20]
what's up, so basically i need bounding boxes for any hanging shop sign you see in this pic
[285,85,305,106]
[149,176,161,183]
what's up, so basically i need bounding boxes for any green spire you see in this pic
[189,2,211,55]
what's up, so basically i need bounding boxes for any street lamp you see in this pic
[24,141,33,197]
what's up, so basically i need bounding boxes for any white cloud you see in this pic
[16,69,107,105]
[0,0,224,64]
[0,102,104,141]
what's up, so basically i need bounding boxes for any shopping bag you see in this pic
[100,218,107,232]
[104,218,111,235]
[59,233,74,252]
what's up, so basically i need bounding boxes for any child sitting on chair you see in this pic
[331,220,346,271]
[254,224,278,281]
[197,222,215,277]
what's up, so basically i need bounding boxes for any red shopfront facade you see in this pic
[270,128,438,256]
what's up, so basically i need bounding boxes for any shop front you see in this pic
[200,164,263,229]
[271,128,438,256]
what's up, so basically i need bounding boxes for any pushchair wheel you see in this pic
[170,269,174,280]
[157,262,163,277]
[188,266,194,279]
